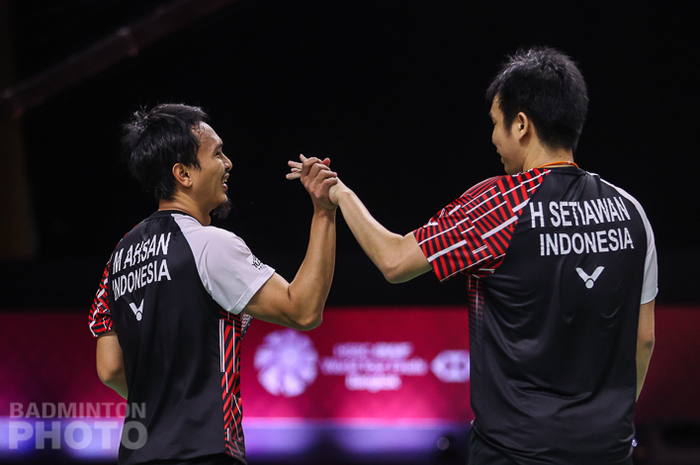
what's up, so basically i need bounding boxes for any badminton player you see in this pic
[290,47,657,464]
[90,103,338,465]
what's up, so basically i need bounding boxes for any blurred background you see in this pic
[1,1,698,464]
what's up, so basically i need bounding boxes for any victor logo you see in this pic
[576,266,605,289]
[129,300,144,321]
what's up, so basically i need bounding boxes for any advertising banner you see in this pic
[1,306,699,462]
[241,306,473,423]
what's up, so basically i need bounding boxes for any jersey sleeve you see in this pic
[641,234,658,304]
[636,199,658,304]
[89,261,113,337]
[413,171,548,281]
[602,181,659,304]
[196,228,275,314]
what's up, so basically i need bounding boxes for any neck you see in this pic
[522,146,574,172]
[159,196,211,226]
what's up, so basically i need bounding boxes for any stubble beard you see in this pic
[211,198,232,219]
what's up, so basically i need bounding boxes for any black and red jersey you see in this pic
[90,210,274,465]
[414,166,657,464]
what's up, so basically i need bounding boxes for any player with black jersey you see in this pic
[90,103,338,465]
[288,47,656,464]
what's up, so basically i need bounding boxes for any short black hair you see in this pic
[121,103,208,200]
[486,47,588,152]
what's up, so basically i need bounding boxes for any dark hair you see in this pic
[485,47,588,152]
[121,103,209,200]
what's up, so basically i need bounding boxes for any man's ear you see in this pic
[172,163,193,188]
[515,112,532,141]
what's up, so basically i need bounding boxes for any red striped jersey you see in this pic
[90,210,274,465]
[414,166,658,464]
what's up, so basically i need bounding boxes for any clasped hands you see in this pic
[287,154,343,210]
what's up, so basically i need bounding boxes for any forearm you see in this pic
[103,371,129,400]
[287,207,337,328]
[335,185,430,283]
[636,343,653,400]
[96,332,128,400]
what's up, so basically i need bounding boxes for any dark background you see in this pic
[1,0,698,309]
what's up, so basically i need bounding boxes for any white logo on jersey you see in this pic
[254,329,318,397]
[576,266,605,289]
[431,350,470,383]
[129,300,144,321]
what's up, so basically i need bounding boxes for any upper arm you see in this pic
[96,331,124,383]
[384,233,432,283]
[90,262,113,336]
[412,180,512,283]
[243,272,319,330]
[638,299,655,346]
[637,198,656,347]
[180,222,275,314]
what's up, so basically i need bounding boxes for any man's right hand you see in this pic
[245,154,337,331]
[289,154,339,211]
[288,154,431,284]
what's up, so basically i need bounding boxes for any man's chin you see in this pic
[211,199,232,219]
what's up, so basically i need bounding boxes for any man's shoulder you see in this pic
[461,170,550,199]
[574,171,647,208]
[459,175,504,198]
[168,214,247,250]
